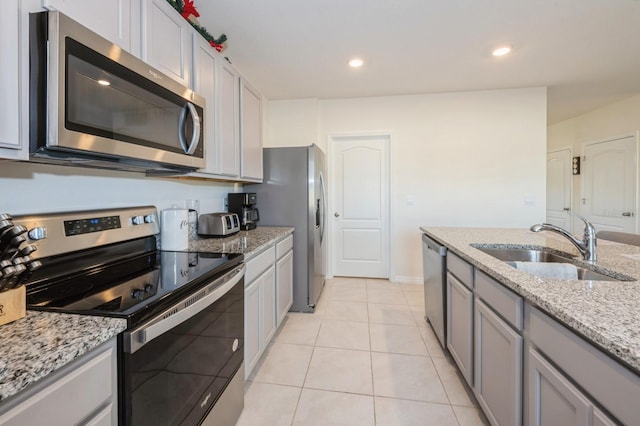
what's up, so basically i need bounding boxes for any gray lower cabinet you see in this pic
[474,298,522,426]
[446,272,474,385]
[0,338,117,425]
[528,348,616,426]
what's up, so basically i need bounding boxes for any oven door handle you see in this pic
[123,265,245,354]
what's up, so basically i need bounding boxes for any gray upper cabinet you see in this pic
[43,0,136,53]
[240,78,263,181]
[0,0,26,160]
[142,0,191,87]
[218,61,241,177]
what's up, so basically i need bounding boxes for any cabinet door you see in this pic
[0,0,24,159]
[276,250,293,326]
[240,78,263,181]
[142,0,191,86]
[218,62,241,176]
[43,0,134,52]
[244,277,261,378]
[474,298,522,426]
[446,272,473,385]
[192,35,219,174]
[528,348,591,426]
[262,266,277,345]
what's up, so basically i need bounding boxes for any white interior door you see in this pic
[582,135,637,233]
[546,149,572,230]
[331,135,390,278]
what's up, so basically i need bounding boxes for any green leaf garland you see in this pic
[165,0,227,51]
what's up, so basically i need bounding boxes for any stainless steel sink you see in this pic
[471,244,632,282]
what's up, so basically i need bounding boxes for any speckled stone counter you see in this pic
[0,311,126,401]
[420,227,640,373]
[189,226,294,259]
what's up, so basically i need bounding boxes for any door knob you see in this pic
[622,212,634,217]
[334,212,340,217]
[563,208,570,212]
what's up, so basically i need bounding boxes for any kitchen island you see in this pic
[421,226,639,425]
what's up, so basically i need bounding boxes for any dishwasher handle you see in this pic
[422,234,447,256]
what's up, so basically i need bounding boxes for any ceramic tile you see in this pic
[400,283,423,292]
[250,342,313,386]
[368,303,415,326]
[371,352,449,403]
[419,323,447,358]
[410,305,428,327]
[236,382,301,426]
[432,356,474,406]
[366,278,398,289]
[326,277,367,288]
[274,313,322,346]
[367,288,407,305]
[292,388,375,426]
[316,319,370,351]
[369,323,428,356]
[326,285,368,302]
[453,405,488,426]
[304,347,373,395]
[316,300,369,322]
[402,289,425,307]
[374,397,459,426]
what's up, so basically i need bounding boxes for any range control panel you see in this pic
[64,216,122,236]
[12,206,159,260]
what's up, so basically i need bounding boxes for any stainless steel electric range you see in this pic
[14,206,245,426]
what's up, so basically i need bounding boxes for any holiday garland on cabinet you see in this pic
[165,0,228,52]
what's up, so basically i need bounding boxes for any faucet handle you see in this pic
[572,213,597,237]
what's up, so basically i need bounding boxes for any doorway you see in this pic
[581,135,638,233]
[329,134,390,278]
[546,148,573,231]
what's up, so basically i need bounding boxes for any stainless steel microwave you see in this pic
[29,11,205,173]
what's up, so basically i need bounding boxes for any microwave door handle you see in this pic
[178,102,201,155]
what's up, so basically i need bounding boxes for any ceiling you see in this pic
[196,0,640,124]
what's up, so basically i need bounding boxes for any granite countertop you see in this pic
[189,226,294,259]
[420,227,640,373]
[0,311,126,402]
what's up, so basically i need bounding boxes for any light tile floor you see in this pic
[236,277,487,426]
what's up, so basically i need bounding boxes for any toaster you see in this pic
[197,213,240,237]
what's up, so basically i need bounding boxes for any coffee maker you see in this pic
[228,192,260,230]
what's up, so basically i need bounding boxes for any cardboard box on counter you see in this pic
[0,286,26,326]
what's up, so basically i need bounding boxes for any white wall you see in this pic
[268,87,548,282]
[548,92,640,234]
[0,162,237,215]
[267,98,319,147]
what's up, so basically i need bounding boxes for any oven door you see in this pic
[120,265,244,426]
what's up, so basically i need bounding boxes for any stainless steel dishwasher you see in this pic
[422,234,447,348]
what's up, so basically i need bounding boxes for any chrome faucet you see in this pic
[530,215,597,262]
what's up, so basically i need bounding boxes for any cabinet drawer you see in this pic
[245,246,276,284]
[528,306,639,425]
[276,235,293,259]
[447,252,473,289]
[475,270,523,330]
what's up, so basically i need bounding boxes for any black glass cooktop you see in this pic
[25,236,242,325]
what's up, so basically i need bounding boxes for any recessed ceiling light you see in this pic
[97,79,111,86]
[492,46,512,57]
[349,58,364,68]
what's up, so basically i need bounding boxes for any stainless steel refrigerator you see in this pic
[245,144,327,312]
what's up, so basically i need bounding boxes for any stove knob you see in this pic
[131,289,143,299]
[132,215,144,225]
[144,214,156,224]
[28,227,47,241]
[143,284,153,293]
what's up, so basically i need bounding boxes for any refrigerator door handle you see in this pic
[319,171,327,244]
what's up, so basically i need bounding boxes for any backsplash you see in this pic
[0,161,238,215]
